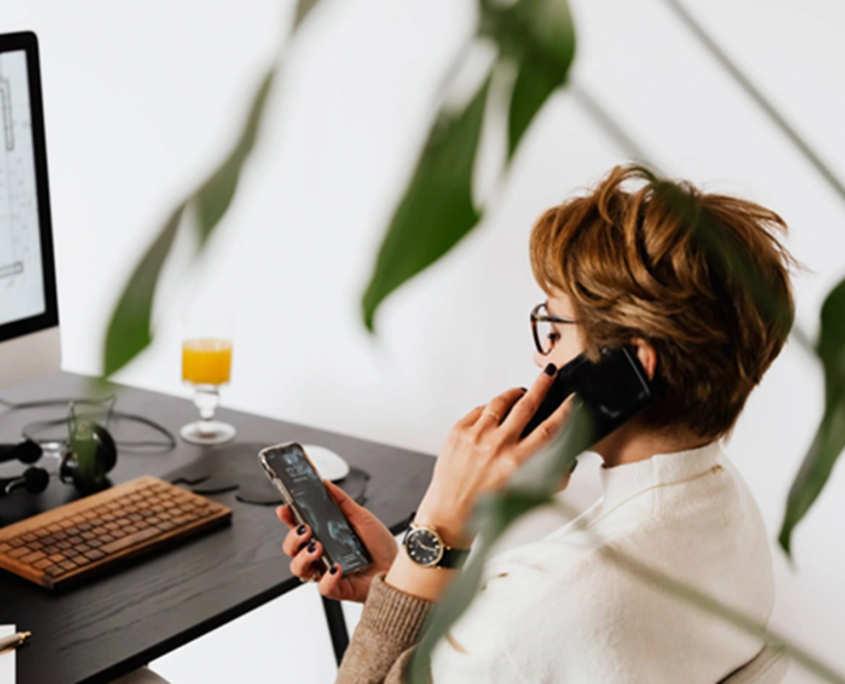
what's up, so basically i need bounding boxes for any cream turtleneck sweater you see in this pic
[427,440,775,683]
[336,441,775,684]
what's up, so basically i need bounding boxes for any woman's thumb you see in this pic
[324,479,362,519]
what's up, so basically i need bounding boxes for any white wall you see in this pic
[3,1,845,682]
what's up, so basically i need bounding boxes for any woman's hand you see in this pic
[277,480,398,603]
[414,364,573,547]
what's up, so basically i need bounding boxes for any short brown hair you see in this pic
[530,165,795,440]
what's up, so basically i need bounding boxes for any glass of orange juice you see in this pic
[179,317,236,445]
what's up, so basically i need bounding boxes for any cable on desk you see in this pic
[0,395,176,452]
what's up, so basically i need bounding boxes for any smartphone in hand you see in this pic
[259,442,372,575]
[521,346,657,442]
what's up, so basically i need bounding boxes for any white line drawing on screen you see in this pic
[0,74,14,152]
[0,48,46,326]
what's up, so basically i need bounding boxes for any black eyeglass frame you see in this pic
[530,302,578,356]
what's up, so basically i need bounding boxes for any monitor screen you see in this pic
[0,33,58,344]
[0,49,46,325]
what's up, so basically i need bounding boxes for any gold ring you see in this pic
[482,409,503,422]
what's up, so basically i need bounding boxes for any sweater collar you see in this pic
[598,440,724,511]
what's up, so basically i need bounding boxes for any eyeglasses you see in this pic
[531,302,577,355]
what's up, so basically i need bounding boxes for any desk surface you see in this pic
[0,373,435,684]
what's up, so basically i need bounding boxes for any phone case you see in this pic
[258,443,371,576]
[521,346,656,442]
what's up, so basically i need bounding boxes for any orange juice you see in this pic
[182,338,232,385]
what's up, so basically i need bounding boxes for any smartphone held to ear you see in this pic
[521,346,657,443]
[259,442,372,575]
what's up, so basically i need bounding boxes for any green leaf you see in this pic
[102,64,277,378]
[361,77,492,331]
[194,66,277,245]
[479,0,576,158]
[779,276,845,555]
[507,66,560,159]
[103,205,185,377]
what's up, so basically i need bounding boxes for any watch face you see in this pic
[406,527,443,567]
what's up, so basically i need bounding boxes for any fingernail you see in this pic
[520,387,528,392]
[330,565,338,575]
[297,524,307,536]
[308,541,317,553]
[544,363,557,376]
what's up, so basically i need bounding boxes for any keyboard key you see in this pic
[20,551,46,564]
[101,527,160,555]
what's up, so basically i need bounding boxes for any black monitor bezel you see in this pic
[0,31,59,344]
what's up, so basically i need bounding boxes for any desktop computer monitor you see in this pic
[0,32,60,390]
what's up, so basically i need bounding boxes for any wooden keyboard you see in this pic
[0,476,232,589]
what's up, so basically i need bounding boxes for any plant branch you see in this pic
[661,0,845,209]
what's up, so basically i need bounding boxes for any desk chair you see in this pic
[717,645,788,684]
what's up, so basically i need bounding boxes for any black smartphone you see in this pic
[259,442,372,575]
[520,347,656,443]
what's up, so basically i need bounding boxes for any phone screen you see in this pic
[261,443,371,574]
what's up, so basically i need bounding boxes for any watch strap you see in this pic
[440,546,470,569]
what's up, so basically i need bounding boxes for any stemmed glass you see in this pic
[179,316,236,445]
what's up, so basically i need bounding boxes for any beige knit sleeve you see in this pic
[335,573,435,684]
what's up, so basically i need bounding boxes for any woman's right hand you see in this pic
[277,480,399,603]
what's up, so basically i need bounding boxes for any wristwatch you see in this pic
[402,515,470,569]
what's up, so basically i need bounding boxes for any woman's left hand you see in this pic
[414,364,573,548]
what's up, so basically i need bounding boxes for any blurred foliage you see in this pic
[361,77,490,330]
[102,66,277,377]
[780,278,845,554]
[104,205,185,376]
[101,0,845,679]
[410,404,595,682]
[362,0,576,329]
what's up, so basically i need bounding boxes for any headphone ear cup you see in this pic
[91,423,117,473]
[66,421,117,493]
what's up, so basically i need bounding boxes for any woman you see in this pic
[278,166,794,683]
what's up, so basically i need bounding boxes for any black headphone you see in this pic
[0,420,118,498]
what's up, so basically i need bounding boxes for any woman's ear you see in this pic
[632,339,657,380]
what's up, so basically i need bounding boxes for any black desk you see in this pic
[0,373,435,684]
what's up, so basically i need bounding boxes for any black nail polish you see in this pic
[308,541,317,553]
[330,566,338,575]
[544,363,557,376]
[297,524,306,535]
[297,541,308,553]
[520,387,528,392]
